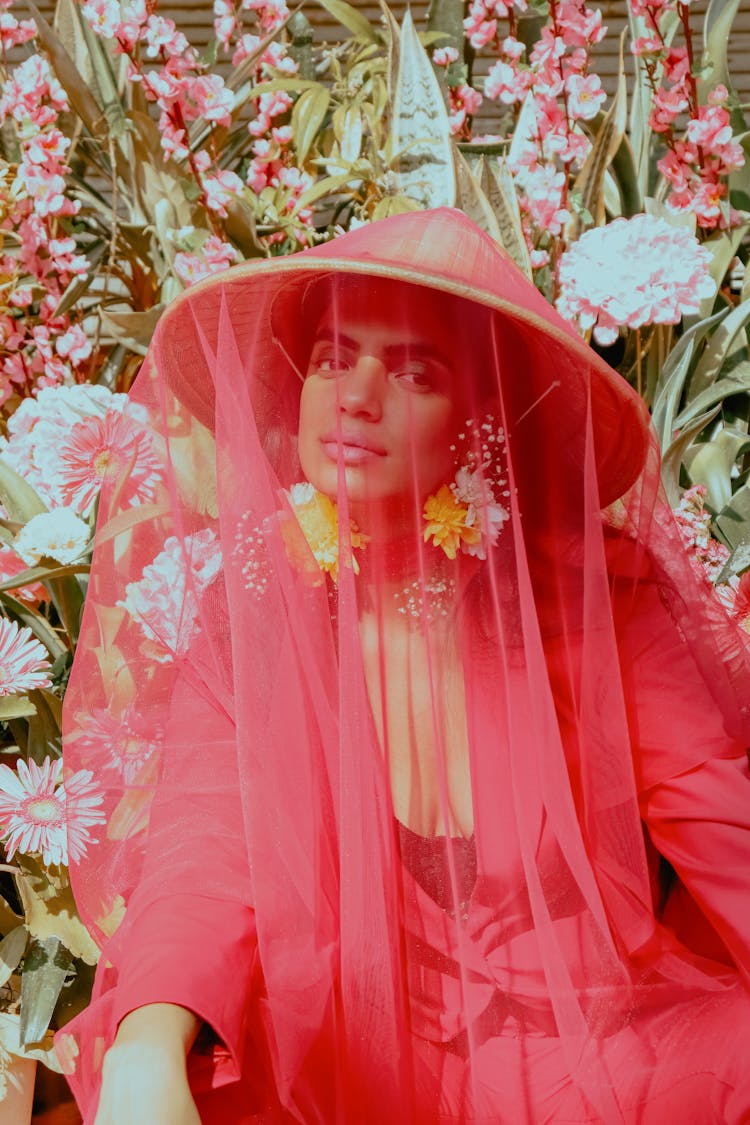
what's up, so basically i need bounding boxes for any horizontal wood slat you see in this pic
[14,2,750,128]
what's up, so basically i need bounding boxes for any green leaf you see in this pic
[674,362,750,430]
[0,460,47,524]
[372,194,420,220]
[686,427,749,511]
[714,480,750,552]
[16,868,99,966]
[0,927,28,989]
[0,900,22,938]
[312,0,380,43]
[53,0,104,106]
[248,78,323,97]
[291,86,331,164]
[661,406,722,505]
[24,688,64,766]
[53,241,107,318]
[717,538,750,582]
[340,105,363,165]
[481,157,532,275]
[380,0,401,105]
[695,222,750,321]
[23,0,130,183]
[689,297,750,401]
[19,936,72,1046]
[129,111,192,240]
[627,6,680,198]
[478,158,532,276]
[453,149,503,243]
[100,306,163,356]
[650,309,726,449]
[392,8,455,209]
[0,696,37,720]
[608,135,642,218]
[46,573,86,648]
[701,0,744,129]
[0,593,67,662]
[292,171,361,213]
[75,5,130,145]
[567,32,628,239]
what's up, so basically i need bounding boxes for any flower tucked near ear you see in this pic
[285,483,367,582]
[423,486,481,560]
[424,416,510,560]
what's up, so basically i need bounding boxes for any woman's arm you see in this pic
[615,578,750,977]
[641,753,750,982]
[94,1004,201,1125]
[72,647,259,1120]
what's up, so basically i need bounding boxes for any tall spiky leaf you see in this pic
[20,936,72,1046]
[392,9,455,208]
[380,0,401,103]
[24,0,130,183]
[479,159,532,277]
[453,150,502,242]
[567,33,628,240]
[701,0,744,130]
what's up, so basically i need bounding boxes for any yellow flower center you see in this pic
[24,796,63,825]
[93,448,112,478]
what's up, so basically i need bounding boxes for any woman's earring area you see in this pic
[423,415,510,561]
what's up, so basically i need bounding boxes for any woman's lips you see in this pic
[320,436,386,464]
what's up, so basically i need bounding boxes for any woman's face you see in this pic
[298,289,466,519]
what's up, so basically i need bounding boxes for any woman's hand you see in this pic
[94,1003,202,1125]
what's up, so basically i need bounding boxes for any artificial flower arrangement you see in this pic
[0,0,748,1103]
[0,383,163,1082]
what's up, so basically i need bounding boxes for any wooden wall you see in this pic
[23,1,750,134]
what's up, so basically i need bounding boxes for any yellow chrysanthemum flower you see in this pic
[287,484,367,581]
[423,484,481,560]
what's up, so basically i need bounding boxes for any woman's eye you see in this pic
[394,367,439,391]
[308,349,351,376]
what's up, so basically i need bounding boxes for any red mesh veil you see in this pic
[60,210,750,1122]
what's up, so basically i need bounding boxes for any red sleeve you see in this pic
[617,580,750,978]
[640,753,750,983]
[110,892,257,1077]
[105,658,257,1077]
[617,581,746,791]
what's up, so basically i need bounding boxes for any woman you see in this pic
[59,209,750,1122]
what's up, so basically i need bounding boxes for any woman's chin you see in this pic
[302,462,388,504]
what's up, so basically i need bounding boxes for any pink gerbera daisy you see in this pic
[0,617,51,696]
[0,757,104,866]
[57,409,162,515]
[73,704,162,785]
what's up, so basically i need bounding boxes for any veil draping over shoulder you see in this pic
[60,209,750,1123]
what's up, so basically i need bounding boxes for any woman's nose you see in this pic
[337,355,385,419]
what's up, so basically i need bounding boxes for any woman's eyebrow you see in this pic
[310,329,358,349]
[385,342,450,366]
[310,332,450,366]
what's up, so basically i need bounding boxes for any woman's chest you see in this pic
[358,614,473,837]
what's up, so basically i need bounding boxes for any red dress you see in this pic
[59,210,750,1122]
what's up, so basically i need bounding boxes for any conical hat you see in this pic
[154,207,650,504]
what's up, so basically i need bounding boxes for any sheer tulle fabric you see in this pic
[59,211,750,1123]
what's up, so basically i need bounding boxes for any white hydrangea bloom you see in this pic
[118,529,223,659]
[13,509,91,566]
